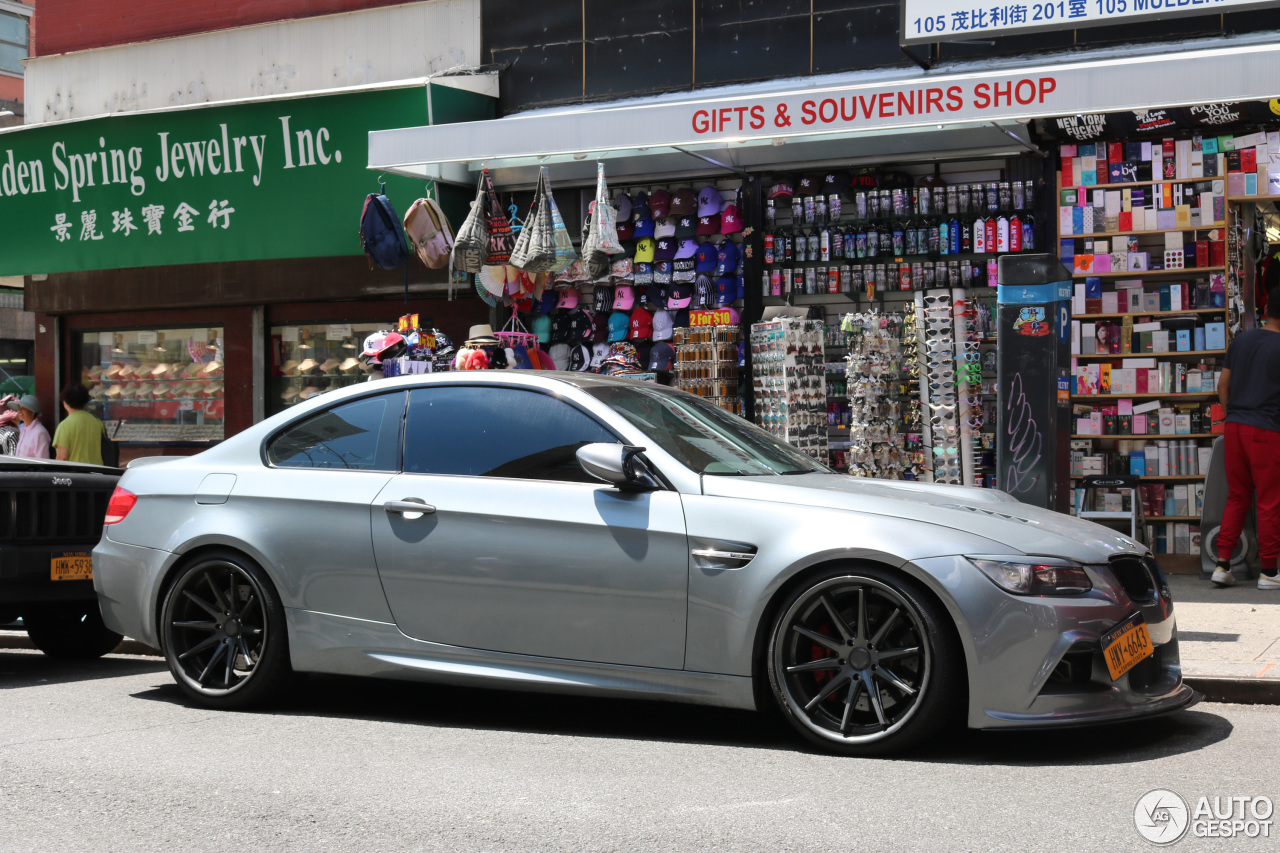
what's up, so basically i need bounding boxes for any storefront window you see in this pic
[269,322,391,415]
[76,327,225,443]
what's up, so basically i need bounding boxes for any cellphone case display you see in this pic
[750,317,828,463]
[79,328,226,443]
[673,324,742,416]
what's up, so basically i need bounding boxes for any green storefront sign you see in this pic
[0,84,491,276]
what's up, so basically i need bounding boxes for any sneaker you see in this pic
[1212,568,1237,587]
[1259,573,1280,590]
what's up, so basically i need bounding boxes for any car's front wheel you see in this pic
[766,565,963,755]
[23,604,123,659]
[161,551,293,708]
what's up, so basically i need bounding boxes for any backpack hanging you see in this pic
[581,162,622,279]
[452,173,489,274]
[510,167,560,274]
[359,183,409,270]
[481,169,515,266]
[403,195,455,270]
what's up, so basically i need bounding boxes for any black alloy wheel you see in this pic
[161,551,292,708]
[767,566,962,755]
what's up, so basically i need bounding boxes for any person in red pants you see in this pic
[1214,285,1280,589]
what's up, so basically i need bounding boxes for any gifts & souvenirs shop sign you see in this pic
[0,85,487,277]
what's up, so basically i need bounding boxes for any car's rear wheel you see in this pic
[23,604,123,659]
[766,566,962,755]
[161,551,292,708]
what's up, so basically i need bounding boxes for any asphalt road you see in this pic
[1,647,1277,853]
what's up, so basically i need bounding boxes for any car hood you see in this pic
[700,473,1141,564]
[0,455,121,475]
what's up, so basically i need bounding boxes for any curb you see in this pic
[1184,676,1280,706]
[0,633,160,657]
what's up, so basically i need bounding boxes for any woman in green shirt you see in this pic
[52,383,104,465]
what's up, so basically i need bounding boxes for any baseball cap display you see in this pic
[667,281,694,309]
[672,258,697,282]
[674,215,698,239]
[549,343,571,371]
[569,343,592,372]
[649,189,672,218]
[531,314,552,343]
[633,262,654,284]
[550,313,573,343]
[592,312,611,342]
[696,214,721,236]
[675,238,698,259]
[634,217,655,238]
[628,306,654,340]
[695,241,719,272]
[720,204,742,234]
[613,192,632,221]
[632,191,651,221]
[613,284,636,310]
[647,342,677,372]
[607,311,630,342]
[694,274,716,308]
[716,241,741,275]
[593,284,614,312]
[590,342,610,369]
[610,258,634,280]
[633,237,655,263]
[536,291,558,313]
[653,261,673,285]
[767,178,794,199]
[697,186,723,216]
[652,310,674,341]
[556,287,580,309]
[653,217,677,239]
[717,276,739,305]
[797,174,822,195]
[669,188,696,215]
[654,237,677,261]
[615,220,635,242]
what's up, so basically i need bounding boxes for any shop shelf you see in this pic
[1070,392,1217,400]
[1070,474,1206,481]
[1064,225,1224,239]
[1060,176,1222,191]
[1073,307,1227,319]
[1145,516,1203,522]
[1227,195,1280,203]
[1072,349,1225,360]
[1070,266,1226,279]
[1071,433,1219,439]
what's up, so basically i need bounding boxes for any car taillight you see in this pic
[104,487,138,524]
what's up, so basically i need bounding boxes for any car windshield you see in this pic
[586,384,830,477]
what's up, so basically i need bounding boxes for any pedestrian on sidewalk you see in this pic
[9,394,51,459]
[1213,284,1280,590]
[52,383,104,466]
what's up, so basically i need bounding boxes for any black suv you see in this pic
[0,455,123,657]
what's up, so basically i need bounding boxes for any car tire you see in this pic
[160,550,294,709]
[766,564,963,756]
[23,604,123,659]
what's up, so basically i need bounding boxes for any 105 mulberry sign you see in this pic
[901,0,1275,44]
[0,87,434,276]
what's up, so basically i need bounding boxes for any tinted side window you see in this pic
[404,386,617,482]
[268,393,403,470]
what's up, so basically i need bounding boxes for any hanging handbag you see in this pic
[451,173,488,274]
[581,162,622,279]
[545,167,578,272]
[510,168,559,273]
[481,169,515,266]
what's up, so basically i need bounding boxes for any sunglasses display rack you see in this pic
[673,324,743,416]
[750,317,829,463]
[915,288,988,486]
[839,306,920,479]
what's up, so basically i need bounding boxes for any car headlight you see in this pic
[969,557,1092,596]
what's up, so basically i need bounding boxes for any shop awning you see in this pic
[368,35,1280,188]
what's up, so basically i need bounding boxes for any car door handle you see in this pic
[384,499,436,516]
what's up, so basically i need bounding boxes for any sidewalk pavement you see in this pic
[1169,572,1280,704]
[3,579,1278,705]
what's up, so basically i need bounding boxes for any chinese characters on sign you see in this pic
[901,0,1271,44]
[51,200,235,242]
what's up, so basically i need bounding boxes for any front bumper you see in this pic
[92,535,173,649]
[916,554,1195,730]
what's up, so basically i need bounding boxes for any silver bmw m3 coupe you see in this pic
[93,372,1196,754]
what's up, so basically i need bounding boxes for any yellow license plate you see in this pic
[1101,612,1155,681]
[51,552,93,581]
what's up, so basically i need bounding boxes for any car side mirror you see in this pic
[576,443,658,491]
